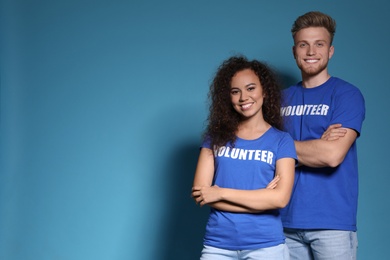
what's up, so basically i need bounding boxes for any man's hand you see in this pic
[321,124,347,141]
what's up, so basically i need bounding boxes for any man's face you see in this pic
[293,27,334,77]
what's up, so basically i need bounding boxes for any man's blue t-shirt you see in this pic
[280,77,365,231]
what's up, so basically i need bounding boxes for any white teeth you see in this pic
[306,59,318,63]
[242,104,252,109]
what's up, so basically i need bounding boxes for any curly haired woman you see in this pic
[192,56,296,259]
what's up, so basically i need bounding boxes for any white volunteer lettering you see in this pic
[261,151,268,162]
[321,104,329,115]
[285,106,292,116]
[315,104,322,115]
[310,105,317,115]
[217,146,226,156]
[254,150,262,160]
[247,150,256,160]
[306,104,314,114]
[267,151,273,164]
[281,104,329,116]
[230,148,239,159]
[224,146,230,158]
[291,106,296,116]
[295,105,303,116]
[239,149,248,160]
[215,146,274,165]
[303,105,309,114]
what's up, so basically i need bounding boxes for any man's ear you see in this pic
[329,45,335,59]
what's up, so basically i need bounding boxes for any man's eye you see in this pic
[299,43,307,47]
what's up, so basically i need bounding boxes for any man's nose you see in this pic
[307,45,316,55]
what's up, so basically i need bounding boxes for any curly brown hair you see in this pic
[204,56,283,149]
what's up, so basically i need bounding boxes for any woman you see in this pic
[192,56,296,259]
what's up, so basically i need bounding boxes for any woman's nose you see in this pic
[240,92,248,101]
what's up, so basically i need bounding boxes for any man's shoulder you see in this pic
[330,77,360,91]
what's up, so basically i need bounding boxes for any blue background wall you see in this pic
[1,0,389,259]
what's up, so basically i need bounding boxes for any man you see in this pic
[280,11,365,260]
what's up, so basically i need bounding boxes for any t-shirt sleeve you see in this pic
[331,85,365,136]
[277,133,297,162]
[201,136,212,149]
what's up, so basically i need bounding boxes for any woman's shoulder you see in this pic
[266,127,294,142]
[269,126,290,136]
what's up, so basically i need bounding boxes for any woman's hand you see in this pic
[266,175,280,189]
[192,175,280,207]
[192,185,222,207]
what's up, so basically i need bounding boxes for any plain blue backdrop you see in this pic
[1,0,389,259]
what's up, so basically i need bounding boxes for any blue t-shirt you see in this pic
[201,127,297,250]
[280,77,365,231]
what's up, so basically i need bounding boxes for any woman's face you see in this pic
[230,69,264,119]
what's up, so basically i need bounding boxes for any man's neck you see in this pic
[301,72,331,88]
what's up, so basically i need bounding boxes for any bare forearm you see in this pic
[295,127,357,168]
[295,135,355,168]
[192,186,287,211]
[295,140,337,167]
[220,188,290,210]
[209,201,263,213]
[192,158,294,211]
